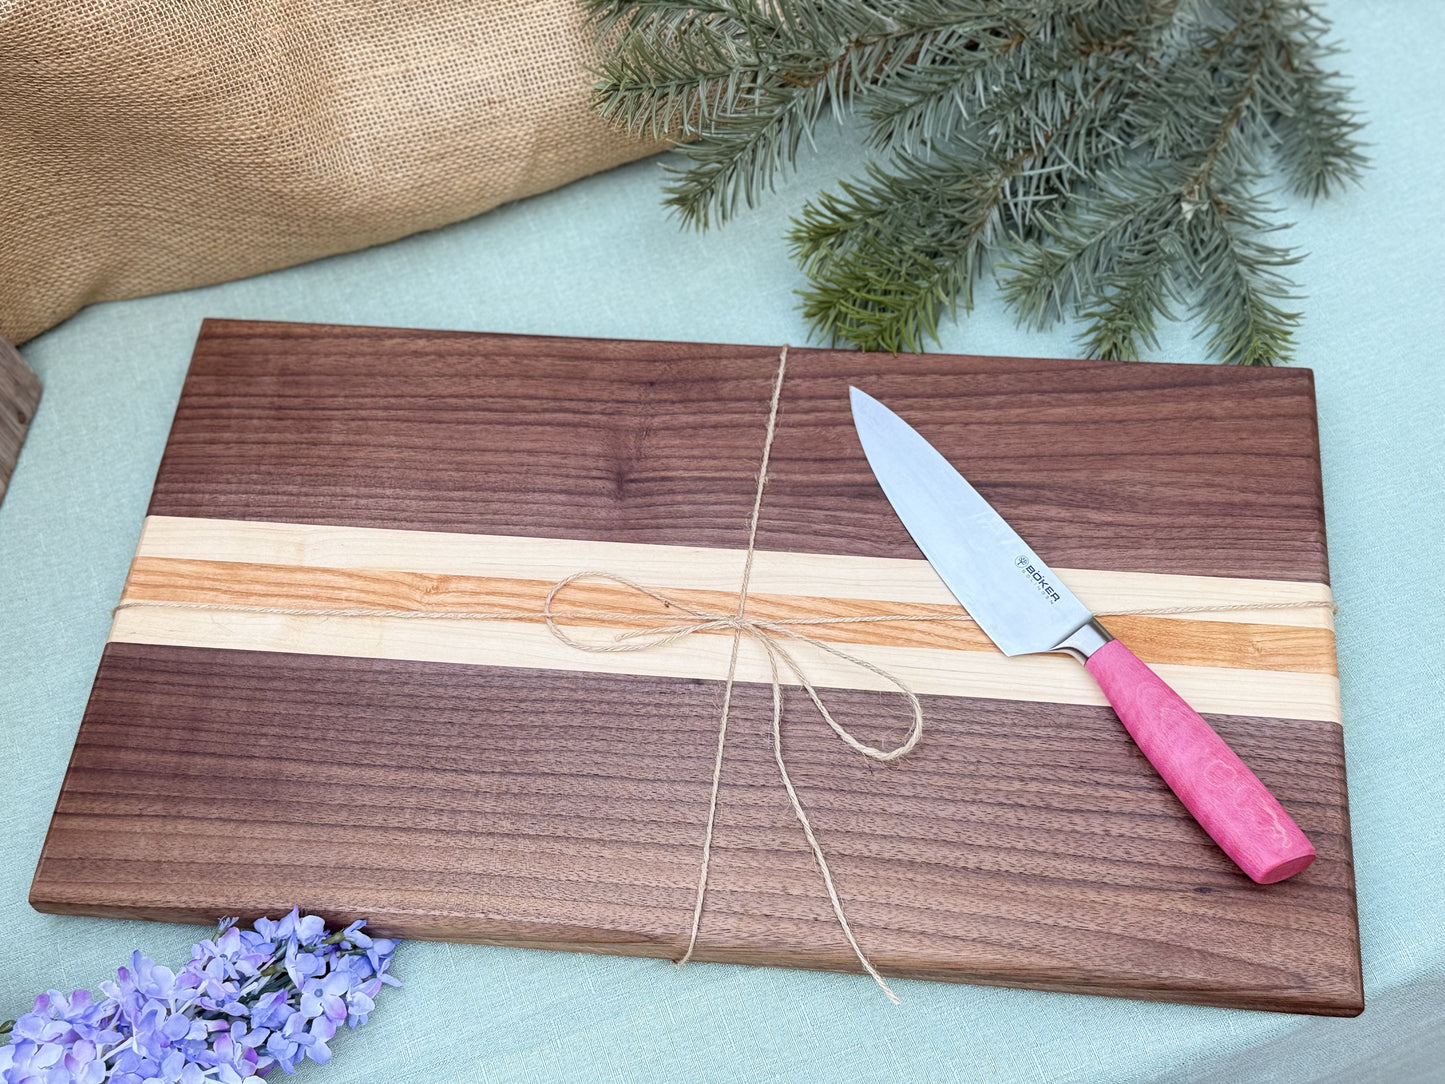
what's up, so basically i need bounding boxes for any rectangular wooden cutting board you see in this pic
[31,319,1361,1016]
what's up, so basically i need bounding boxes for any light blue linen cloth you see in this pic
[2,3,1442,1079]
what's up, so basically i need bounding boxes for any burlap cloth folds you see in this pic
[0,1,659,344]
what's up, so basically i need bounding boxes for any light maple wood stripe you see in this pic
[134,516,1337,629]
[120,556,1337,676]
[105,606,1341,723]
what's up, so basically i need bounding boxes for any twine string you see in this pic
[110,345,1336,1002]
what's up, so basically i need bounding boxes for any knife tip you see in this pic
[848,385,887,426]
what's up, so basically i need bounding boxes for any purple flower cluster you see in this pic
[1,910,399,1084]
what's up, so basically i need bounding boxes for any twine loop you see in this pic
[541,571,925,766]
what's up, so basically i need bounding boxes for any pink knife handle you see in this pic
[1083,638,1315,883]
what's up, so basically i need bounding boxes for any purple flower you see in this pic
[247,988,292,1032]
[264,1009,336,1074]
[299,971,352,1026]
[2,987,124,1084]
[2,912,399,1084]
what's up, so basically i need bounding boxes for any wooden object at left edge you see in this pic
[0,336,41,505]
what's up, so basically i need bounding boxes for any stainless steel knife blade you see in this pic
[849,386,1098,657]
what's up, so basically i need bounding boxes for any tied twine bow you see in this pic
[113,345,1339,1002]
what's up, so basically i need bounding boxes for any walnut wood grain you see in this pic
[146,320,1329,583]
[32,319,1357,1016]
[32,643,1361,1015]
[0,334,41,505]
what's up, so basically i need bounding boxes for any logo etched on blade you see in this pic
[1016,555,1063,604]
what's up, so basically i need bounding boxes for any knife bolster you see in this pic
[1054,618,1115,661]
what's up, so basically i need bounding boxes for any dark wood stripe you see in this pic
[144,320,1329,584]
[32,642,1361,1015]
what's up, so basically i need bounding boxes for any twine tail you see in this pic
[765,643,900,1004]
[676,626,740,967]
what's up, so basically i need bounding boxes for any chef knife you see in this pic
[849,387,1315,884]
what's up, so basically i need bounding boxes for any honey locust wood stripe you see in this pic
[119,557,1335,676]
[109,517,1341,724]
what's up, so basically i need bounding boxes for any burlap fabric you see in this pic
[0,1,658,344]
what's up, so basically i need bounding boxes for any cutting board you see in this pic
[31,319,1361,1016]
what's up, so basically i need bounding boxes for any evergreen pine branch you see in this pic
[590,0,948,226]
[862,11,1079,155]
[590,0,1365,363]
[592,25,768,138]
[1182,189,1302,365]
[1271,59,1366,200]
[662,80,835,228]
[584,0,741,38]
[999,167,1184,333]
[1077,268,1172,361]
[1263,4,1368,198]
[1076,237,1183,360]
[791,155,1007,352]
[823,29,1150,346]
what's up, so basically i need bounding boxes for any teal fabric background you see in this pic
[3,3,1442,1079]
